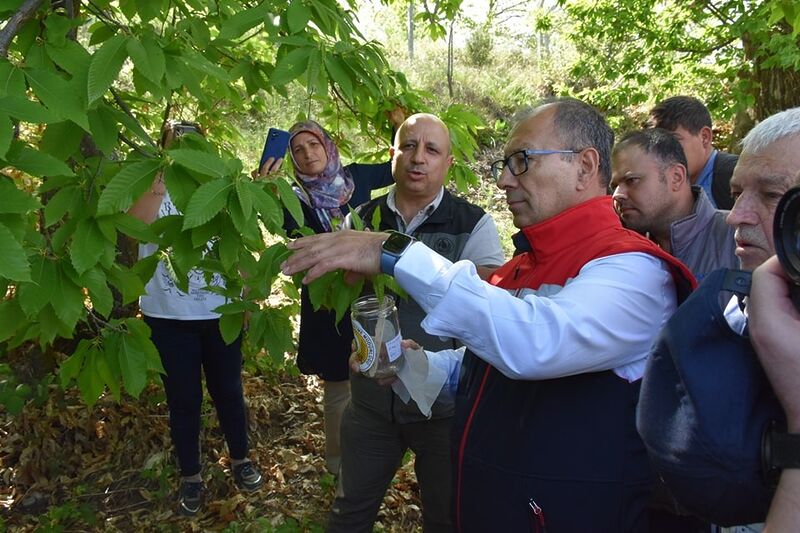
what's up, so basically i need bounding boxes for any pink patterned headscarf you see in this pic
[289,121,355,221]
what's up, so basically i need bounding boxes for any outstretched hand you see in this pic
[281,229,388,284]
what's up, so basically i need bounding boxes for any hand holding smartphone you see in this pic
[259,128,290,174]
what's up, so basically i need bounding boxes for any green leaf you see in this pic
[87,105,120,155]
[125,319,164,373]
[0,112,11,157]
[126,37,157,83]
[247,182,283,230]
[60,339,90,388]
[0,94,55,123]
[219,218,241,272]
[51,263,85,327]
[287,0,311,33]
[118,333,147,397]
[235,179,253,219]
[80,267,113,318]
[134,0,164,23]
[271,47,311,86]
[182,51,231,82]
[17,256,56,316]
[25,68,89,131]
[0,177,40,214]
[182,178,232,230]
[219,4,267,40]
[141,34,166,84]
[0,59,26,97]
[70,218,108,274]
[168,149,229,178]
[0,222,30,281]
[45,40,91,78]
[77,346,105,406]
[273,178,304,227]
[0,298,25,342]
[113,212,159,243]
[324,55,353,102]
[219,312,243,345]
[107,264,145,305]
[96,159,162,215]
[39,121,83,161]
[5,142,74,177]
[43,186,79,227]
[87,35,129,103]
[161,165,195,213]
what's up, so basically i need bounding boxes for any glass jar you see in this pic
[351,295,403,379]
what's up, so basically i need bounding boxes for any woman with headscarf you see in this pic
[257,117,400,474]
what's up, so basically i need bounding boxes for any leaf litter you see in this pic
[0,373,423,531]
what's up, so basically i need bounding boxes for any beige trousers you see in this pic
[323,380,351,474]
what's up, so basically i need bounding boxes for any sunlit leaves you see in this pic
[271,47,312,87]
[87,35,129,102]
[5,142,74,177]
[168,149,229,178]
[0,222,29,281]
[182,178,233,229]
[219,2,268,40]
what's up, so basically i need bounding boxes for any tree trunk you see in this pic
[742,27,800,121]
[447,20,454,98]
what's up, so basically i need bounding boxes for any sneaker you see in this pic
[233,461,264,492]
[178,481,204,517]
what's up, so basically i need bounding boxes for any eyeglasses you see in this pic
[490,149,580,182]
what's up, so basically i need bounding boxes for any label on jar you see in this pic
[385,332,402,362]
[352,320,377,374]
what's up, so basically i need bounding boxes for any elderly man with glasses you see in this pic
[282,98,695,532]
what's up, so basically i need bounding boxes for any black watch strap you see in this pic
[770,431,800,469]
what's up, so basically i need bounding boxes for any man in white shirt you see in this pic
[282,98,694,531]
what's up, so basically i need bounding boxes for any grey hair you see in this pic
[544,97,615,186]
[741,107,800,154]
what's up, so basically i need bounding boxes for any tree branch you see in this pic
[0,0,45,58]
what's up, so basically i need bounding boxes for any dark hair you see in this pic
[546,97,615,186]
[614,128,689,171]
[646,96,712,134]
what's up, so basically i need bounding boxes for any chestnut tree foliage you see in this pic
[558,0,800,122]
[0,0,484,412]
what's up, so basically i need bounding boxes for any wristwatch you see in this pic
[380,231,416,276]
[762,421,800,485]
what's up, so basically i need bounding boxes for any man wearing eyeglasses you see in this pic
[282,98,695,532]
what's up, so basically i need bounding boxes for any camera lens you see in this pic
[773,187,800,285]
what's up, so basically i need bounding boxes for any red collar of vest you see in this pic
[518,196,620,261]
[490,196,697,295]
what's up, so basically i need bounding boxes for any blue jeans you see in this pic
[145,316,248,477]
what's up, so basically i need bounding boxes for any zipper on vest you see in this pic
[528,498,547,532]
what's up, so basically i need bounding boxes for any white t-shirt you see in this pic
[138,192,227,320]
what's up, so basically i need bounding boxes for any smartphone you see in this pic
[260,128,291,171]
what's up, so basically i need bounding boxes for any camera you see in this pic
[171,122,200,137]
[773,186,800,311]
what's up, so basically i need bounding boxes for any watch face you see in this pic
[383,232,414,254]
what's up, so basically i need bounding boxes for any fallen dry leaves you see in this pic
[0,373,423,531]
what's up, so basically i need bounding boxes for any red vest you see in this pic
[489,196,696,294]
